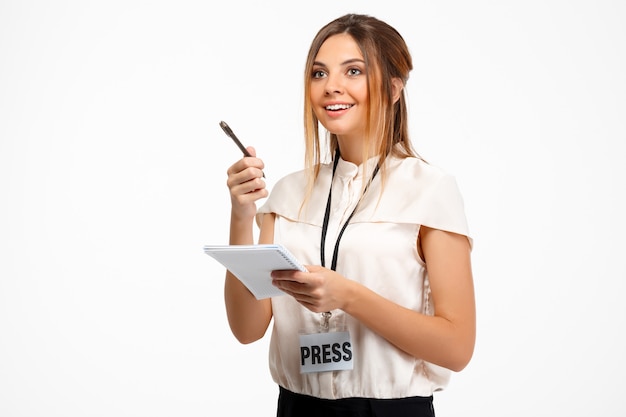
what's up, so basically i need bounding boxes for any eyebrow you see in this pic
[313,58,366,67]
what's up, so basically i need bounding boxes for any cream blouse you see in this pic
[257,153,471,399]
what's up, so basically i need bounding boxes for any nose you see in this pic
[324,73,343,95]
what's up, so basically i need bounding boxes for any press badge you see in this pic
[299,331,353,374]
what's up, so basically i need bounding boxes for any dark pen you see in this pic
[219,121,265,178]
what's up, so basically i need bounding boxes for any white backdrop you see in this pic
[1,1,625,416]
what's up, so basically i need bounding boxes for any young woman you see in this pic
[223,13,475,417]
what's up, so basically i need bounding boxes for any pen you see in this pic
[219,120,265,178]
[219,121,251,156]
[220,120,265,178]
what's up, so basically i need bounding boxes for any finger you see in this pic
[229,175,266,195]
[271,270,308,284]
[272,281,304,300]
[226,158,265,178]
[227,164,265,189]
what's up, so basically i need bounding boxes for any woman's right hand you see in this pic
[226,146,268,222]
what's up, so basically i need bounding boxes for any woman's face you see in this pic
[310,33,369,142]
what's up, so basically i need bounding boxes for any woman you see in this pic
[224,13,475,417]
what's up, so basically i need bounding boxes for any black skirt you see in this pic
[277,386,435,417]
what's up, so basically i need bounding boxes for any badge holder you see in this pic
[298,311,353,374]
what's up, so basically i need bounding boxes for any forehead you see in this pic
[315,33,363,63]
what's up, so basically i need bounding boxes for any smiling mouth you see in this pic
[325,104,354,111]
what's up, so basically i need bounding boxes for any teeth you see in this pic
[326,104,352,110]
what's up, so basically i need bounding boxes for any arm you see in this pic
[223,148,273,344]
[343,226,475,371]
[271,226,475,371]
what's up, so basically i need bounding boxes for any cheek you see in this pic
[309,85,326,115]
[311,105,325,121]
[309,83,325,101]
[354,81,369,102]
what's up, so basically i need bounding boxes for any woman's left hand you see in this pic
[271,265,352,313]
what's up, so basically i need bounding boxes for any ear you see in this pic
[391,77,404,104]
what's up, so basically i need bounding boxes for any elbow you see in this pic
[440,317,476,372]
[224,296,272,345]
[447,352,473,372]
[230,324,268,345]
[233,332,264,345]
[445,340,475,372]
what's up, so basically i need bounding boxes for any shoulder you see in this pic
[270,168,309,193]
[383,156,460,201]
[387,155,451,183]
[363,156,471,241]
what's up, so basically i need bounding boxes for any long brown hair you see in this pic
[302,14,419,201]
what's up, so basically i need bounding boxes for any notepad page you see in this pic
[204,244,307,299]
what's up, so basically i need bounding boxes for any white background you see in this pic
[1,1,625,416]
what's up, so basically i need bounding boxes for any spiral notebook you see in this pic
[203,244,307,299]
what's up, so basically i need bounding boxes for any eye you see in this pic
[347,67,363,76]
[312,69,327,79]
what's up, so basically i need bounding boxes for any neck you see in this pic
[336,137,364,165]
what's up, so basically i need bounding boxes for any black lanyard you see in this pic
[320,153,380,270]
